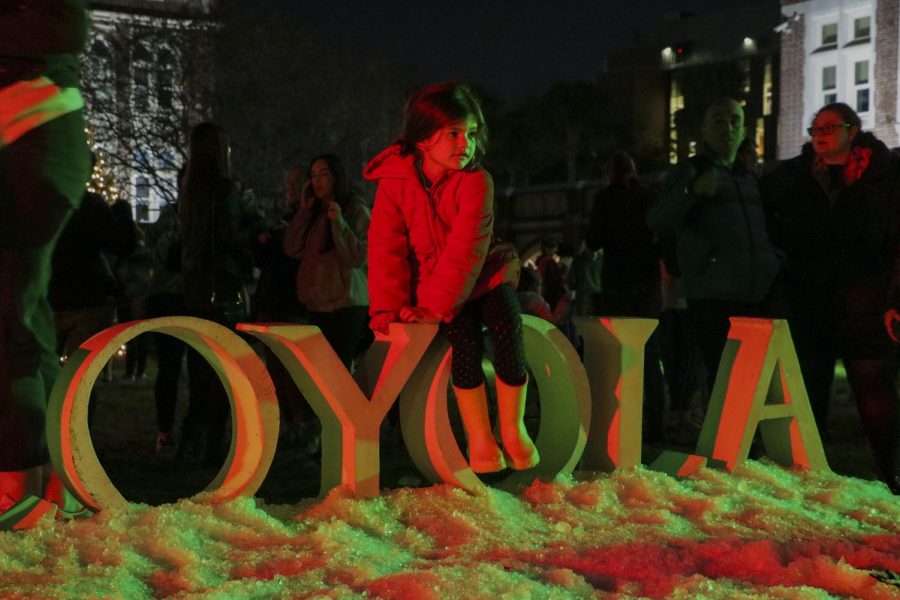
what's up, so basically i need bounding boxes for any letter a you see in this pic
[653,318,828,476]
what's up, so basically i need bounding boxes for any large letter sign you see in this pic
[651,318,828,476]
[46,317,280,511]
[46,315,830,513]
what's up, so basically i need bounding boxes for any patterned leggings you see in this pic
[440,284,527,389]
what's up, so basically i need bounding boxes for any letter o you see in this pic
[46,317,279,511]
[399,315,591,492]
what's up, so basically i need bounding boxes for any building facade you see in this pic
[84,0,216,221]
[777,0,899,158]
[601,1,782,167]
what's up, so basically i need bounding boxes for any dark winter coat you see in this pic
[49,192,138,311]
[0,0,86,88]
[587,179,660,290]
[647,153,781,303]
[760,132,900,334]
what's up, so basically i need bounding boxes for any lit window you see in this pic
[855,60,869,85]
[822,23,838,46]
[822,66,836,90]
[854,16,871,40]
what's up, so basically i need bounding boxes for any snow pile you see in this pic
[0,461,897,598]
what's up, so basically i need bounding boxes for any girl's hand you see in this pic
[299,181,316,210]
[884,308,900,343]
[399,306,441,323]
[370,311,397,335]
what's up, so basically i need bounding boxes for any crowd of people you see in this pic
[1,2,897,532]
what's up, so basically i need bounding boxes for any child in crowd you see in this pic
[364,81,537,473]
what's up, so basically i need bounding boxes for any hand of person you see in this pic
[884,308,900,343]
[399,306,441,323]
[325,200,344,224]
[691,168,720,198]
[369,311,397,335]
[299,180,316,210]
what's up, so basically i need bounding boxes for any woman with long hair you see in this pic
[177,121,259,467]
[283,153,370,368]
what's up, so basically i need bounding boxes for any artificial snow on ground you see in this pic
[0,461,898,599]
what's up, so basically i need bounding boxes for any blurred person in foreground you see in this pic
[0,0,92,529]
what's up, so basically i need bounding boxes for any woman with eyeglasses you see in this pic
[761,102,899,493]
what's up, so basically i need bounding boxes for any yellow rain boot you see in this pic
[496,375,540,470]
[453,384,507,473]
[0,467,55,531]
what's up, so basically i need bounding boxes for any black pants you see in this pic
[146,293,188,434]
[0,111,90,470]
[307,305,371,369]
[686,298,761,400]
[791,315,898,483]
[440,284,527,389]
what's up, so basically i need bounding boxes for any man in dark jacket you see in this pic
[647,98,781,396]
[0,0,91,528]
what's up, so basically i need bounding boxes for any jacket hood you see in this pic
[363,145,417,182]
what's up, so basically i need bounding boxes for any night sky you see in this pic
[247,0,749,102]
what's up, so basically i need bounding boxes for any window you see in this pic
[157,49,176,109]
[132,45,152,112]
[822,66,836,90]
[854,16,871,40]
[857,89,870,113]
[852,60,870,113]
[822,23,838,46]
[824,92,838,105]
[855,60,869,85]
[762,59,773,116]
[135,176,150,200]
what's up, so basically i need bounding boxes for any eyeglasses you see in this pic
[807,123,851,136]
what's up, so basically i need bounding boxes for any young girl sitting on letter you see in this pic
[364,81,537,472]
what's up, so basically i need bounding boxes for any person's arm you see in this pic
[367,184,411,322]
[330,200,369,268]
[585,190,606,252]
[0,0,87,56]
[416,171,494,319]
[646,160,698,235]
[282,204,315,260]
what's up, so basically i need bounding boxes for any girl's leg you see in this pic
[481,285,537,469]
[440,302,486,389]
[480,284,526,386]
[844,357,898,488]
[441,303,505,471]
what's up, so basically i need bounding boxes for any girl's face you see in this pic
[416,115,478,179]
[309,159,336,201]
[810,110,857,163]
